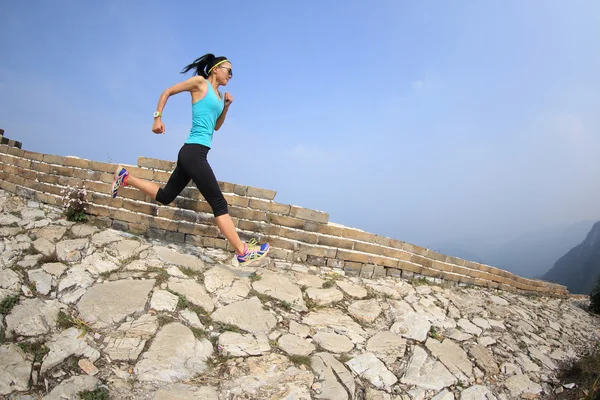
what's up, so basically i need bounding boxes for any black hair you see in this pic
[181,53,229,78]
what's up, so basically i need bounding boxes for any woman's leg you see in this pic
[112,163,190,205]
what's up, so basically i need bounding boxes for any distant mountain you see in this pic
[543,221,600,295]
[481,220,596,278]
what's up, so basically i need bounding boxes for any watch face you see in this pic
[153,112,160,117]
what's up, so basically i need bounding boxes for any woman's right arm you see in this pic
[152,76,205,134]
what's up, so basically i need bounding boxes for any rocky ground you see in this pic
[0,189,599,400]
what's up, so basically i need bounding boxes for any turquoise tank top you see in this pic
[185,83,224,148]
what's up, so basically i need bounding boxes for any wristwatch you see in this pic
[153,111,162,118]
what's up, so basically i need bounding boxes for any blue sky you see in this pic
[1,0,599,261]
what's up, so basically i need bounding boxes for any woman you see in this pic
[111,53,270,265]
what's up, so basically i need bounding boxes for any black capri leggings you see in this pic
[155,144,228,217]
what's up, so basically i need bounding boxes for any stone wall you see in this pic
[0,129,568,295]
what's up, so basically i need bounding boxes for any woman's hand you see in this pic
[224,92,234,107]
[152,119,165,134]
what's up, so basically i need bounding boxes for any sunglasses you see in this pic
[218,66,233,77]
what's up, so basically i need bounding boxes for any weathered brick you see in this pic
[304,222,343,236]
[7,174,25,186]
[147,227,167,241]
[22,150,44,161]
[237,220,273,235]
[3,164,18,175]
[316,235,354,250]
[7,147,24,157]
[84,181,111,194]
[57,176,84,188]
[289,206,328,223]
[86,204,111,217]
[369,255,399,269]
[127,222,147,236]
[229,207,267,222]
[402,242,429,257]
[267,214,305,229]
[122,200,159,216]
[43,154,65,165]
[410,254,433,269]
[30,161,51,174]
[0,180,16,193]
[372,236,393,247]
[90,161,116,173]
[446,256,466,266]
[177,222,219,237]
[397,260,423,274]
[110,209,145,225]
[218,181,234,193]
[269,248,293,261]
[440,272,462,283]
[91,192,121,208]
[150,217,181,232]
[267,236,299,251]
[421,267,444,279]
[372,265,386,279]
[227,184,245,197]
[248,199,290,215]
[386,267,402,278]
[158,207,197,223]
[327,258,345,269]
[341,228,374,243]
[426,250,447,262]
[274,226,319,244]
[246,186,276,200]
[224,194,249,208]
[153,170,172,183]
[63,157,91,169]
[19,169,37,179]
[0,145,7,154]
[431,260,454,273]
[123,166,154,180]
[304,255,326,267]
[382,247,412,261]
[166,231,186,244]
[138,156,175,171]
[36,182,62,196]
[111,220,129,232]
[343,261,362,277]
[14,158,31,169]
[336,249,370,264]
[353,241,385,256]
[360,264,374,279]
[99,172,115,184]
[195,212,217,226]
[179,187,202,200]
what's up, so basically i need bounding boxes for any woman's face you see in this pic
[214,62,232,86]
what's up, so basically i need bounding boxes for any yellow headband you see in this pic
[208,59,229,74]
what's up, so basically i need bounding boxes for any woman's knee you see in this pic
[210,196,229,217]
[155,188,177,205]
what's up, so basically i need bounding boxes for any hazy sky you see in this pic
[1,0,599,252]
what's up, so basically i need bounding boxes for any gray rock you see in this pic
[312,352,355,400]
[460,385,497,400]
[218,332,270,356]
[90,229,124,247]
[366,387,392,400]
[277,334,316,356]
[391,312,431,342]
[77,279,155,329]
[106,239,146,261]
[80,252,120,276]
[348,299,382,323]
[458,319,483,336]
[203,266,235,293]
[0,344,33,395]
[70,224,99,237]
[27,269,54,295]
[5,298,64,338]
[154,246,205,272]
[0,269,22,291]
[32,225,67,243]
[366,331,407,366]
[313,331,354,353]
[426,338,473,382]
[42,375,100,400]
[504,374,543,398]
[293,272,325,288]
[17,254,43,269]
[103,336,146,361]
[135,323,212,382]
[401,346,457,391]
[41,327,101,373]
[150,289,180,312]
[168,278,214,313]
[180,309,205,330]
[216,280,251,304]
[33,238,55,257]
[469,344,499,375]
[346,352,397,390]
[303,309,367,343]
[55,238,89,263]
[336,280,368,298]
[42,262,68,277]
[252,271,306,310]
[432,390,455,400]
[289,321,311,338]
[306,287,344,306]
[211,297,277,334]
[154,384,219,400]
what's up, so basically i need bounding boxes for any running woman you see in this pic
[111,53,270,265]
